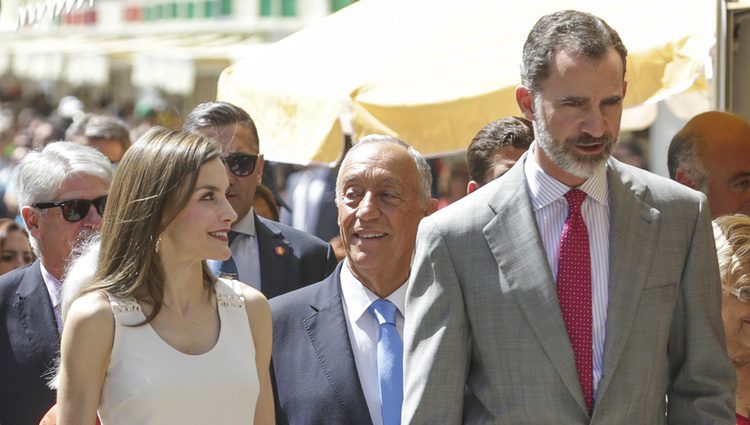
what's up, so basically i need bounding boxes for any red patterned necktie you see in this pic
[557,188,593,413]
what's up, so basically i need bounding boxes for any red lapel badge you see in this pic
[275,246,287,256]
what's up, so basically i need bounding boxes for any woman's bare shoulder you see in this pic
[66,291,114,330]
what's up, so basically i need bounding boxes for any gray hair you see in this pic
[521,10,628,92]
[17,142,114,254]
[336,134,432,207]
[667,130,709,194]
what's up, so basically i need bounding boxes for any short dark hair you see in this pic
[521,10,628,91]
[467,117,533,184]
[183,101,260,148]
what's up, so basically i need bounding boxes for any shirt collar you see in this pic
[524,143,609,210]
[40,261,62,308]
[340,259,407,322]
[232,208,257,237]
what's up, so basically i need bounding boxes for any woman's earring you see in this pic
[155,236,161,254]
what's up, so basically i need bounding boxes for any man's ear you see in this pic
[674,168,697,190]
[467,180,479,194]
[255,154,265,183]
[515,85,535,121]
[424,198,439,216]
[21,206,41,238]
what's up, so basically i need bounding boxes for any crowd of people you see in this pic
[1,8,750,425]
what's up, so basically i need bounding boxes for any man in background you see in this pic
[0,142,112,425]
[668,111,750,217]
[184,101,337,299]
[67,114,131,164]
[466,116,533,193]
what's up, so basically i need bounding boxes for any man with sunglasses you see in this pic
[184,101,337,299]
[0,142,113,425]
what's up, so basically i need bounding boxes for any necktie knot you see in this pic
[215,231,241,279]
[368,299,398,326]
[564,188,587,214]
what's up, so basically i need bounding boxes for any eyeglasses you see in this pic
[729,286,750,302]
[0,251,33,264]
[33,195,107,223]
[223,152,258,177]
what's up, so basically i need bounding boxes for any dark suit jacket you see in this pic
[254,214,338,299]
[0,261,58,425]
[271,263,373,425]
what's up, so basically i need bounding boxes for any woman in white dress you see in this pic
[56,127,274,425]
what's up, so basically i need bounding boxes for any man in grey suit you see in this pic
[403,10,735,425]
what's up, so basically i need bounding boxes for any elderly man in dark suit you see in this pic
[0,142,112,425]
[184,101,337,298]
[271,135,437,425]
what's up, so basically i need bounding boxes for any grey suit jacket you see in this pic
[403,158,735,424]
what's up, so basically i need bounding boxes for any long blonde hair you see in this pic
[84,127,220,323]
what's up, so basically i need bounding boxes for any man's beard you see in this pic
[534,99,616,179]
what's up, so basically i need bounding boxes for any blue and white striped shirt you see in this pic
[523,148,610,395]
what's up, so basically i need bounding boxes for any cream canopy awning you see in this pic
[0,32,262,94]
[218,0,715,164]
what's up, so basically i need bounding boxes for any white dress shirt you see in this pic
[523,147,610,394]
[230,209,262,291]
[40,262,62,334]
[340,260,406,425]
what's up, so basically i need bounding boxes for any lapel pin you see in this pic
[275,246,287,256]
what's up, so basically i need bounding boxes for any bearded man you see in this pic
[402,10,735,425]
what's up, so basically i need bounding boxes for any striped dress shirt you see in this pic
[523,149,610,396]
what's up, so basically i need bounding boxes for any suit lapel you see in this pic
[595,161,660,402]
[303,270,372,425]
[484,163,586,411]
[256,215,292,299]
[13,262,60,369]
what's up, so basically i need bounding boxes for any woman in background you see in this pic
[713,214,750,425]
[55,127,274,425]
[0,218,33,275]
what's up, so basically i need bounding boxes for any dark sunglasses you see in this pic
[33,195,107,223]
[223,152,258,177]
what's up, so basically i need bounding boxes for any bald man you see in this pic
[668,111,750,218]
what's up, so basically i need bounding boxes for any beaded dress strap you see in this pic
[107,294,142,315]
[216,279,246,310]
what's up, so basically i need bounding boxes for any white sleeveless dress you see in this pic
[98,279,259,424]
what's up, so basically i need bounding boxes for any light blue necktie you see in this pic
[216,231,239,279]
[367,299,403,425]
